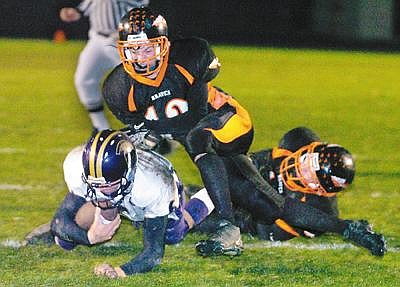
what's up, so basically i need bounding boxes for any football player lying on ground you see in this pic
[47,129,214,278]
[191,127,386,257]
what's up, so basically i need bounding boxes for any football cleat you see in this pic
[342,220,387,256]
[195,219,243,257]
[23,222,55,246]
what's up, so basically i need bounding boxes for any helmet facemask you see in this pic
[118,34,169,79]
[83,172,133,209]
[280,142,336,196]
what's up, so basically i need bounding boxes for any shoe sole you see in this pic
[195,239,243,257]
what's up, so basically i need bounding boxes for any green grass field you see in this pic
[0,38,399,286]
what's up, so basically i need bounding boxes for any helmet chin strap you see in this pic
[133,61,159,76]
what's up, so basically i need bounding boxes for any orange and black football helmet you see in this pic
[117,7,169,82]
[279,142,355,196]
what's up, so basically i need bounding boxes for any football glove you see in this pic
[121,124,161,150]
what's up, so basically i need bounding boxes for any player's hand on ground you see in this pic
[87,207,121,244]
[94,263,126,279]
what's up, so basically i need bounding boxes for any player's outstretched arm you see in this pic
[51,192,93,246]
[94,215,168,278]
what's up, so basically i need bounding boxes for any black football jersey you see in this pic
[248,149,287,196]
[103,37,219,138]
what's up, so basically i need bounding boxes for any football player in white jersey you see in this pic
[50,129,214,278]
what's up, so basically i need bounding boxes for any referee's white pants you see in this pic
[74,30,120,111]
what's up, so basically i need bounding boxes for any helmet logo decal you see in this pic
[127,32,148,42]
[208,57,221,69]
[116,140,134,156]
[152,15,167,30]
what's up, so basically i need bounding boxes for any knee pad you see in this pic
[186,128,213,157]
[186,188,215,224]
[165,217,188,245]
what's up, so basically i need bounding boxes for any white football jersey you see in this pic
[63,145,179,222]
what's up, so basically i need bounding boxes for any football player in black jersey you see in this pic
[193,127,386,257]
[102,7,255,255]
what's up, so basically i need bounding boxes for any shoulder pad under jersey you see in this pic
[169,37,220,82]
[102,64,134,124]
[63,145,87,198]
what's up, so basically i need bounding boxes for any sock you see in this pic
[195,153,234,222]
[185,188,215,226]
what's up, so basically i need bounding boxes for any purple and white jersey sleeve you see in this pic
[63,145,88,199]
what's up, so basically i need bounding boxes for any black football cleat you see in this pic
[342,220,387,256]
[195,219,243,257]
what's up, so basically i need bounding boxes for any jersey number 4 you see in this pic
[145,99,189,120]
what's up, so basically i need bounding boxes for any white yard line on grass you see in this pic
[0,183,63,191]
[0,148,26,154]
[1,240,25,248]
[0,147,71,154]
[2,240,398,253]
[0,184,34,191]
[0,184,50,191]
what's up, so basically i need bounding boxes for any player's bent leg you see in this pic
[185,106,253,257]
[342,220,387,256]
[23,222,54,246]
[165,188,215,245]
[194,154,243,256]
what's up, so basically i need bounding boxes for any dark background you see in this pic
[1,0,400,51]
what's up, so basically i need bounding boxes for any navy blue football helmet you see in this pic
[82,130,137,209]
[280,142,355,196]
